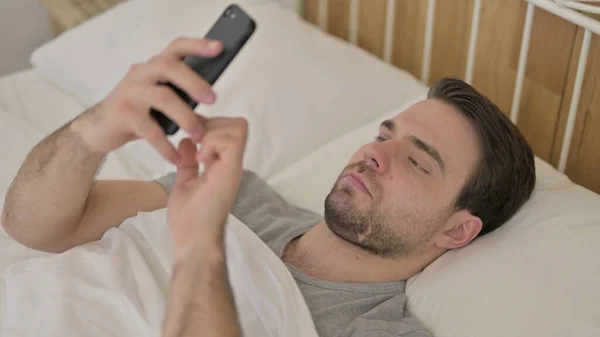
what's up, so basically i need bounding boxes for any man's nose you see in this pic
[363,145,388,174]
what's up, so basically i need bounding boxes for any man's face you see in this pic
[324,99,481,258]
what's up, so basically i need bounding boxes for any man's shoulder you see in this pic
[233,169,321,224]
[235,169,282,206]
[232,170,321,254]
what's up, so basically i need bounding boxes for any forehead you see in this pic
[391,99,480,180]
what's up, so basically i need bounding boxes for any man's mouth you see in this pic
[344,173,371,197]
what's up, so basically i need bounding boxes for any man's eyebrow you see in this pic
[381,120,395,132]
[409,135,446,173]
[380,120,446,173]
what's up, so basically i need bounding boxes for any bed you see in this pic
[1,0,599,336]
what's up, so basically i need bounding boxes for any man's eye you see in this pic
[375,136,387,142]
[409,157,429,174]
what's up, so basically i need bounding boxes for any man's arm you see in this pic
[163,245,241,337]
[2,38,224,253]
[1,108,167,253]
[162,118,248,337]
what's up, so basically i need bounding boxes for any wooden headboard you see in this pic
[300,0,600,195]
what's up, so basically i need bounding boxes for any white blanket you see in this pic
[0,69,317,337]
[1,210,319,337]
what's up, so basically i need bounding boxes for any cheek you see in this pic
[380,177,419,214]
[382,172,441,217]
[384,167,423,200]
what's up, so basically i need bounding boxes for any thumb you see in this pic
[175,138,199,186]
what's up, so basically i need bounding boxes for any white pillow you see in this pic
[268,96,428,213]
[268,102,600,337]
[31,0,425,178]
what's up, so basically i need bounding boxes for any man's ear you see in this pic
[434,211,482,249]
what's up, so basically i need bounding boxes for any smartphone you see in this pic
[151,4,257,135]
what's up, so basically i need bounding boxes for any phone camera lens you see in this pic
[224,8,234,18]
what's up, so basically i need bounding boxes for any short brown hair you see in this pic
[428,77,536,237]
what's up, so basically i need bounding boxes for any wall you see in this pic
[304,0,600,195]
[0,0,52,76]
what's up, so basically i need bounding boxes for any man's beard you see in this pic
[324,161,433,259]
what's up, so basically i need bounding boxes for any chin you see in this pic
[324,185,370,244]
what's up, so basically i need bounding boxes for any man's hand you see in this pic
[162,117,248,337]
[167,117,249,260]
[71,37,223,164]
[1,37,224,253]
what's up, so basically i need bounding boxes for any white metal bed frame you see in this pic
[293,0,600,174]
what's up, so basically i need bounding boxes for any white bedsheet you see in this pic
[2,211,319,337]
[0,70,89,328]
[0,69,318,336]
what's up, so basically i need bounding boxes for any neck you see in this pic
[284,221,434,283]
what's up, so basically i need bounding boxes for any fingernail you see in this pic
[209,40,221,49]
[201,90,215,103]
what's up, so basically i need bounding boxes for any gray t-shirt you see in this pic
[157,171,431,337]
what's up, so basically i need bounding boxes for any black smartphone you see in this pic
[151,4,256,135]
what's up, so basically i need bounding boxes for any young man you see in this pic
[2,38,535,337]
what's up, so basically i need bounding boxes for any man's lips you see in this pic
[344,173,371,196]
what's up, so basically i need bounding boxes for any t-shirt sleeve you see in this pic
[154,171,176,195]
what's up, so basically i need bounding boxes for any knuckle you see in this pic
[145,126,164,143]
[148,55,161,64]
[169,36,187,49]
[180,115,198,131]
[235,117,249,129]
[118,82,136,96]
[233,118,249,137]
[156,88,175,104]
[174,36,187,45]
[157,57,174,73]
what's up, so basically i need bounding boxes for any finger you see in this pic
[134,117,179,164]
[203,117,241,129]
[141,86,205,138]
[162,37,223,59]
[148,55,216,105]
[191,114,207,143]
[196,141,218,165]
[196,133,245,173]
[202,118,249,143]
[203,117,249,131]
[175,138,199,186]
[204,118,249,150]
